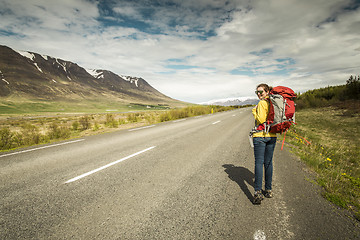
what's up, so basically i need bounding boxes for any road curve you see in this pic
[1,108,359,239]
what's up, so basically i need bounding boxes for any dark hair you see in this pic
[256,83,273,92]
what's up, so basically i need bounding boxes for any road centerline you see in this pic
[64,146,156,184]
[212,120,221,125]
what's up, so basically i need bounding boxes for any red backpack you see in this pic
[266,86,296,133]
[251,86,297,148]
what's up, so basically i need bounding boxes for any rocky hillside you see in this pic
[0,45,179,105]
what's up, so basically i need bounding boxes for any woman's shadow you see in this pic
[222,164,254,203]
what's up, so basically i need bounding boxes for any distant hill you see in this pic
[201,97,258,106]
[0,45,184,107]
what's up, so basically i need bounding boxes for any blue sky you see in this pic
[0,0,359,103]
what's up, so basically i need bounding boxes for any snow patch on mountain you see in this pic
[41,54,48,60]
[201,97,258,106]
[121,75,139,87]
[15,50,35,61]
[15,50,43,73]
[0,70,9,84]
[16,49,69,75]
[86,69,104,79]
[34,63,43,73]
[56,59,67,73]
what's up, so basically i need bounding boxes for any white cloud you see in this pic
[113,6,142,19]
[0,0,359,103]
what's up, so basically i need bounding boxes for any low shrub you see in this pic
[79,116,91,130]
[127,113,140,123]
[0,127,13,150]
[20,123,43,146]
[105,114,119,128]
[48,123,71,140]
[93,122,101,131]
[72,121,79,131]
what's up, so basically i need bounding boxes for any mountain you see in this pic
[0,45,181,106]
[201,97,259,106]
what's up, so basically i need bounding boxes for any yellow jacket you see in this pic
[252,99,277,138]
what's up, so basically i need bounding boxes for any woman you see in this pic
[252,83,277,205]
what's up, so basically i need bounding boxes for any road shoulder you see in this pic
[275,144,360,239]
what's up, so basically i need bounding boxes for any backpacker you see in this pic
[252,86,297,134]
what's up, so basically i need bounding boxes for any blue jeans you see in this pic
[253,137,277,192]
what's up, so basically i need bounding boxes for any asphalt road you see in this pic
[1,108,359,239]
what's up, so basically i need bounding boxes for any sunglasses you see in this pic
[255,90,264,95]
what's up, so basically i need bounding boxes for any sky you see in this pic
[0,0,359,103]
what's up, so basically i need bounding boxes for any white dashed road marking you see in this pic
[172,119,186,123]
[254,230,266,240]
[128,125,155,131]
[64,146,156,183]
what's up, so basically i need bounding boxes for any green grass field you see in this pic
[0,98,173,115]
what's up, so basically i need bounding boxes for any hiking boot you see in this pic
[264,189,273,198]
[253,190,264,205]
